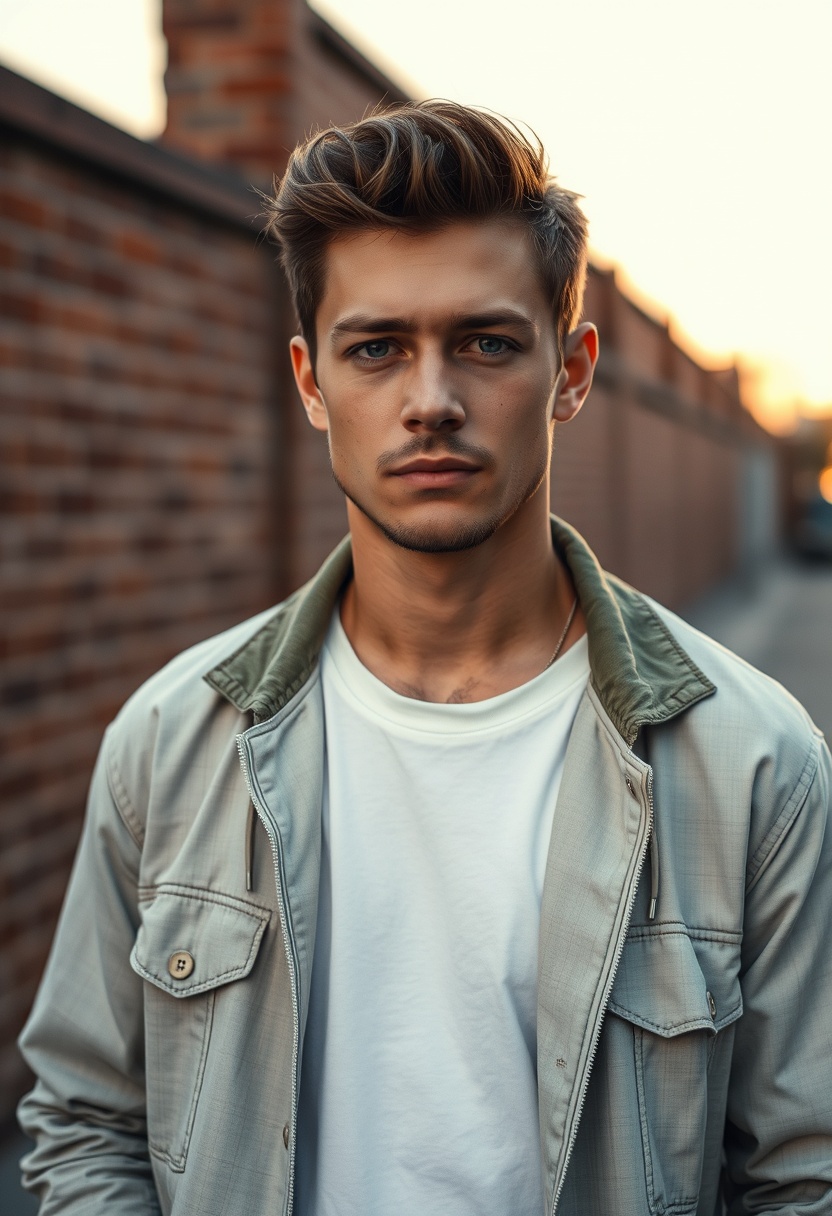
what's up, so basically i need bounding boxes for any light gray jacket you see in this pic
[18,519,832,1215]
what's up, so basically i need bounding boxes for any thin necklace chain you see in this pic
[543,594,579,671]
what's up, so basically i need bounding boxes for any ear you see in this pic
[552,322,599,423]
[290,336,329,432]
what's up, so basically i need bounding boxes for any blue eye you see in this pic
[477,337,507,355]
[360,340,391,359]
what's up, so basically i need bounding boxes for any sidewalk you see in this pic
[682,555,832,744]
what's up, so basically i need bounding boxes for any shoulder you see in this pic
[116,603,282,728]
[647,594,820,748]
[640,593,828,868]
[101,604,283,832]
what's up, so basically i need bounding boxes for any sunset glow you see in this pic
[820,468,832,506]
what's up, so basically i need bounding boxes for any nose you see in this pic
[399,351,466,433]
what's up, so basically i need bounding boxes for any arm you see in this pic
[725,731,832,1213]
[17,728,161,1214]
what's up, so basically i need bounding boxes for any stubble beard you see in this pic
[330,450,551,554]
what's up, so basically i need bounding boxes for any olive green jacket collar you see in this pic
[205,517,715,744]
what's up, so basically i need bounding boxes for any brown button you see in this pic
[282,1122,290,1149]
[168,951,195,980]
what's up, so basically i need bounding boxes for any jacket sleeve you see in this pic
[724,729,832,1214]
[17,727,161,1214]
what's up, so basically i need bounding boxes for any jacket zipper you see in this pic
[236,732,301,1216]
[551,766,654,1216]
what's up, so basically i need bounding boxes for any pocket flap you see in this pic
[609,929,742,1036]
[131,885,271,998]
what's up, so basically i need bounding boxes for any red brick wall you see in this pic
[552,265,747,607]
[292,17,407,142]
[161,0,407,590]
[162,0,408,185]
[552,377,741,609]
[0,11,412,1124]
[163,0,297,182]
[0,134,280,1115]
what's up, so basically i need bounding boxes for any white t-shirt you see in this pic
[295,611,590,1216]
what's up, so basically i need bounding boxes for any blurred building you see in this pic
[0,0,778,1127]
[783,415,832,559]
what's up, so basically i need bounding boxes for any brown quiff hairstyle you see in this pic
[263,100,588,361]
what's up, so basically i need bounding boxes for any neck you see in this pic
[340,487,583,703]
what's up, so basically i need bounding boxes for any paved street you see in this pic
[1,556,830,1214]
[683,556,832,744]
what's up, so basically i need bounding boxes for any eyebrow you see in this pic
[329,309,539,344]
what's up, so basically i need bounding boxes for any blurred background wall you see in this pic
[0,0,780,1128]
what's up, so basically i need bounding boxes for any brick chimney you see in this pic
[162,0,303,184]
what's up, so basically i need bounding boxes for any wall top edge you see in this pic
[0,62,259,231]
[307,9,411,107]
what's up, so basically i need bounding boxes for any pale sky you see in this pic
[1,0,830,433]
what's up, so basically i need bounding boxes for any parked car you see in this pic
[793,493,832,560]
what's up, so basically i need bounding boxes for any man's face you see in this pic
[292,218,567,553]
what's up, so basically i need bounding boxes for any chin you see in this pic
[333,462,549,555]
[351,496,514,553]
[372,516,503,554]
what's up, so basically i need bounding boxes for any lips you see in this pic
[390,457,481,490]
[392,457,481,475]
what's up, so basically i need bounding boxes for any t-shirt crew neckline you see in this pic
[324,608,590,737]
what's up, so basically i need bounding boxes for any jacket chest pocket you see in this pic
[608,929,742,1216]
[130,885,271,1171]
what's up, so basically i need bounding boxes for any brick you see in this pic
[0,288,44,323]
[221,72,292,99]
[0,128,289,1121]
[0,186,51,228]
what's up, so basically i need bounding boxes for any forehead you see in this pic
[316,218,552,335]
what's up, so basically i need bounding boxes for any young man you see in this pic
[18,102,832,1215]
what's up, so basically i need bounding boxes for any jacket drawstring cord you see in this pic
[245,800,255,892]
[648,825,659,920]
